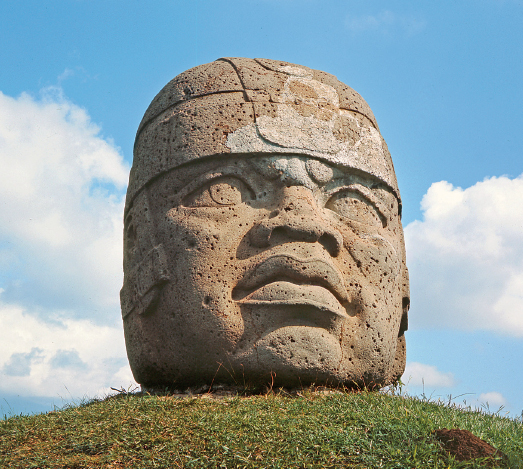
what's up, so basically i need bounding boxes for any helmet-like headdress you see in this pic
[127,58,399,214]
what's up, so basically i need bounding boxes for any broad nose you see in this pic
[249,186,343,257]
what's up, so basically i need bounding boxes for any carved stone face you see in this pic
[121,58,409,389]
[123,155,408,388]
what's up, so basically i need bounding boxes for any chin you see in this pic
[227,325,345,387]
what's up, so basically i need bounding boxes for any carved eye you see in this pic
[183,176,254,207]
[326,190,382,226]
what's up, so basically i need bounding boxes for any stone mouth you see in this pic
[232,254,353,316]
[237,281,349,318]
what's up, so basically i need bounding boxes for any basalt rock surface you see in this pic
[121,58,410,390]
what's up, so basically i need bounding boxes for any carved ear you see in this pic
[120,244,171,318]
[388,334,407,384]
[387,262,410,384]
[400,263,410,335]
[121,188,171,319]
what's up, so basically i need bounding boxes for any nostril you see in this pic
[319,233,341,257]
[270,226,287,240]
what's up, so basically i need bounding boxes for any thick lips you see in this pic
[232,254,352,317]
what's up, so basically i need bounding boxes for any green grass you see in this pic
[1,388,521,468]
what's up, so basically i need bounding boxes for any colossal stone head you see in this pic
[121,58,409,390]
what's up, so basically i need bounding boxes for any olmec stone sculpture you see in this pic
[121,58,410,390]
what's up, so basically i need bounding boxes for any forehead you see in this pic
[155,154,388,184]
[247,156,385,192]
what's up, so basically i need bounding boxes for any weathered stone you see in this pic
[122,58,410,390]
[137,60,243,136]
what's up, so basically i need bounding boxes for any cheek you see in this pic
[150,209,258,351]
[164,206,256,247]
[336,226,404,371]
[344,231,403,326]
[338,223,401,287]
[160,207,256,295]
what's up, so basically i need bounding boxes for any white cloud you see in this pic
[345,10,425,36]
[456,391,509,414]
[0,88,129,321]
[478,392,507,408]
[403,362,455,388]
[0,293,136,398]
[405,175,523,336]
[0,88,134,399]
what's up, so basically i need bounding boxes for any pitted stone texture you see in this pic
[137,60,244,136]
[127,58,397,212]
[122,59,409,390]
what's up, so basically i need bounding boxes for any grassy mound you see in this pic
[1,388,521,468]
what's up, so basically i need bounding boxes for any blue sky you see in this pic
[1,0,522,417]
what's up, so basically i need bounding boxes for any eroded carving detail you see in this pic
[122,58,409,390]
